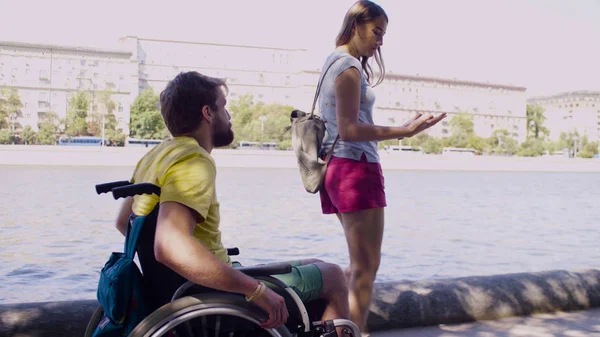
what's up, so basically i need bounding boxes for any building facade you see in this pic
[119,36,308,110]
[302,70,528,143]
[0,41,137,134]
[2,36,529,143]
[527,91,600,142]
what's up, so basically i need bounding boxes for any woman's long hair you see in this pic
[335,0,388,87]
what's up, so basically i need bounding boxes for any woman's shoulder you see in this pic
[321,50,362,79]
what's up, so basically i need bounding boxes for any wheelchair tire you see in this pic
[128,292,293,337]
[83,305,105,337]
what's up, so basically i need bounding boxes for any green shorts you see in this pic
[233,260,323,303]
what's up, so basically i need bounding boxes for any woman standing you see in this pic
[317,1,446,333]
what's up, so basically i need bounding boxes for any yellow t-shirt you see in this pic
[130,136,230,265]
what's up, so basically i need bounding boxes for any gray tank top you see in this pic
[317,50,380,163]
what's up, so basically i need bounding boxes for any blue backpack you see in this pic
[92,214,150,337]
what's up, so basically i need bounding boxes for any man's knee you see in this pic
[316,262,348,298]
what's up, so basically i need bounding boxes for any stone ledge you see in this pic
[1,269,599,336]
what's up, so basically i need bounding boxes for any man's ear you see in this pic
[201,105,212,123]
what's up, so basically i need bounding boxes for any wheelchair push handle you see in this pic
[227,247,240,256]
[95,181,131,195]
[111,183,161,200]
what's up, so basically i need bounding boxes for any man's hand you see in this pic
[251,286,289,329]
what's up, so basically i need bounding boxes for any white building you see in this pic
[2,36,529,143]
[0,41,137,134]
[119,36,307,109]
[527,91,600,142]
[304,70,528,143]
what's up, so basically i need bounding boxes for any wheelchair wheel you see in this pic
[84,305,105,337]
[129,293,293,337]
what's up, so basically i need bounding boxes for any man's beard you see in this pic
[213,127,234,148]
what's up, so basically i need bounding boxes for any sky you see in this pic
[0,0,598,97]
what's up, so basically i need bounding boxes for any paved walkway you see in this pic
[372,309,600,337]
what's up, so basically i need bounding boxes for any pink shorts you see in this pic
[320,154,387,214]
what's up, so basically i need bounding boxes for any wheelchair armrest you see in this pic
[237,262,292,277]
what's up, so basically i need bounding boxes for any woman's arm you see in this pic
[335,67,444,142]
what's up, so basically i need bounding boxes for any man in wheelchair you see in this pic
[99,71,357,337]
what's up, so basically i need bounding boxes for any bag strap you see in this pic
[125,214,144,259]
[310,54,344,162]
[309,55,344,118]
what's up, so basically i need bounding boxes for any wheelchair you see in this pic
[85,180,360,337]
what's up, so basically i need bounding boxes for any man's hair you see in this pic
[159,71,228,136]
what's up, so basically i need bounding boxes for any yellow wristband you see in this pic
[246,282,264,302]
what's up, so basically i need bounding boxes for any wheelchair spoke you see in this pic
[202,315,208,337]
[214,315,221,337]
[126,294,291,337]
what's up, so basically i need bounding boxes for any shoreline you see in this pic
[1,145,599,172]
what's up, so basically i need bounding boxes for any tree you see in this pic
[92,90,127,146]
[579,142,599,158]
[526,104,549,139]
[0,88,23,131]
[129,88,167,139]
[0,129,13,144]
[486,129,518,156]
[446,112,482,150]
[37,112,63,145]
[420,136,445,154]
[65,91,91,136]
[517,138,546,157]
[21,126,36,144]
[229,94,296,149]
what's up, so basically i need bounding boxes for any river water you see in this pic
[1,165,599,304]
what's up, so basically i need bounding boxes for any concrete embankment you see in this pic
[1,269,600,336]
[1,145,600,172]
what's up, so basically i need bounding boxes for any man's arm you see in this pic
[115,197,134,236]
[154,201,258,296]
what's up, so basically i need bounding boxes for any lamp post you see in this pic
[258,115,267,143]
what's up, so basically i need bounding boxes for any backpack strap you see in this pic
[125,214,144,259]
[310,54,346,162]
[309,55,344,118]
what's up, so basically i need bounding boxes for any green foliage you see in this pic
[129,88,167,139]
[0,129,14,144]
[37,112,63,145]
[526,104,549,139]
[65,91,91,136]
[517,138,546,157]
[229,94,295,149]
[378,139,399,150]
[0,87,23,130]
[446,112,475,148]
[579,142,599,158]
[21,126,36,144]
[486,129,518,156]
